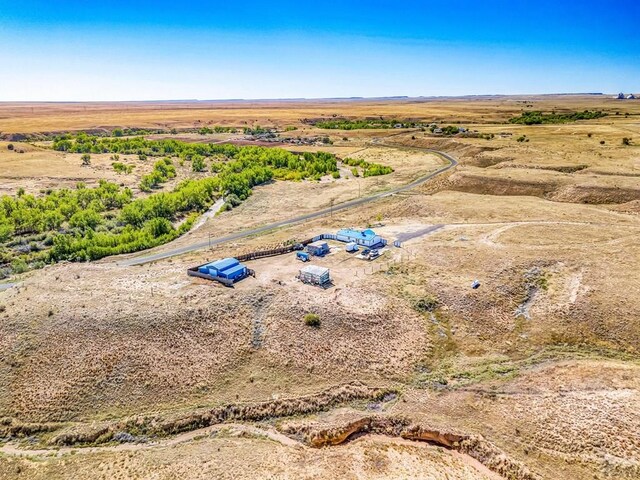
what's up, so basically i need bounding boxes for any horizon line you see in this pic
[2,92,630,104]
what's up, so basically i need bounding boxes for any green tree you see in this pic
[192,155,206,172]
[81,153,91,166]
[69,209,102,231]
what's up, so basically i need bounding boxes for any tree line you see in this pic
[2,137,364,275]
[509,110,607,125]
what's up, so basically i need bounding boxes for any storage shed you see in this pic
[218,263,247,280]
[307,240,330,256]
[199,257,248,281]
[299,265,331,286]
[336,228,387,248]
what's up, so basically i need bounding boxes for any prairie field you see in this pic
[1,95,639,479]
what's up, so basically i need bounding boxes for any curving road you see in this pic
[118,145,458,266]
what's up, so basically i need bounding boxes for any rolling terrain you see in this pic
[0,95,639,479]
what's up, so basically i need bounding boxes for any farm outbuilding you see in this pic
[307,240,330,256]
[299,265,331,286]
[336,228,387,248]
[197,257,249,281]
[345,242,359,252]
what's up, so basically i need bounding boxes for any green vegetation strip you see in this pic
[509,110,606,125]
[0,136,393,276]
[312,118,424,130]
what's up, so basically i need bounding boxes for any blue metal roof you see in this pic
[209,257,239,272]
[337,228,378,239]
[219,264,246,279]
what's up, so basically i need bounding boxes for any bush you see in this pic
[622,137,632,146]
[331,171,340,179]
[600,140,606,145]
[81,154,91,166]
[7,144,14,151]
[304,313,321,328]
[225,193,242,207]
[112,162,134,174]
[10,258,28,274]
[413,295,439,313]
[192,155,206,172]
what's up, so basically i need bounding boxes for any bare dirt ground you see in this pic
[1,95,640,479]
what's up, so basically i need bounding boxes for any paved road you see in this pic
[119,146,458,266]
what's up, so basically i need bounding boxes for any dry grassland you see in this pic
[1,95,639,479]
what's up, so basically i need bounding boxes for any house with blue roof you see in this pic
[336,228,387,248]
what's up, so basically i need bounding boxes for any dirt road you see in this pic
[118,145,458,266]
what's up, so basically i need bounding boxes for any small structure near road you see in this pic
[336,228,387,248]
[307,240,330,256]
[296,251,310,262]
[299,265,331,287]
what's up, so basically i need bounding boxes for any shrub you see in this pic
[225,194,242,207]
[112,162,134,174]
[10,258,29,274]
[600,140,605,145]
[413,295,439,313]
[331,171,340,179]
[622,137,632,146]
[7,144,14,151]
[192,155,206,172]
[304,313,321,328]
[69,209,102,231]
[81,153,91,166]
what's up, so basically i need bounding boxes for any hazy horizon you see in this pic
[1,0,638,101]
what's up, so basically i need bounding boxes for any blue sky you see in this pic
[0,1,638,101]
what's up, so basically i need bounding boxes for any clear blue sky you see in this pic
[1,0,638,101]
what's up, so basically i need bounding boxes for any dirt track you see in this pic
[118,142,458,266]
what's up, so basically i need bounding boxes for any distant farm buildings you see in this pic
[615,92,637,100]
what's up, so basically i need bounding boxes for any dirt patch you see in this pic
[281,414,537,480]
